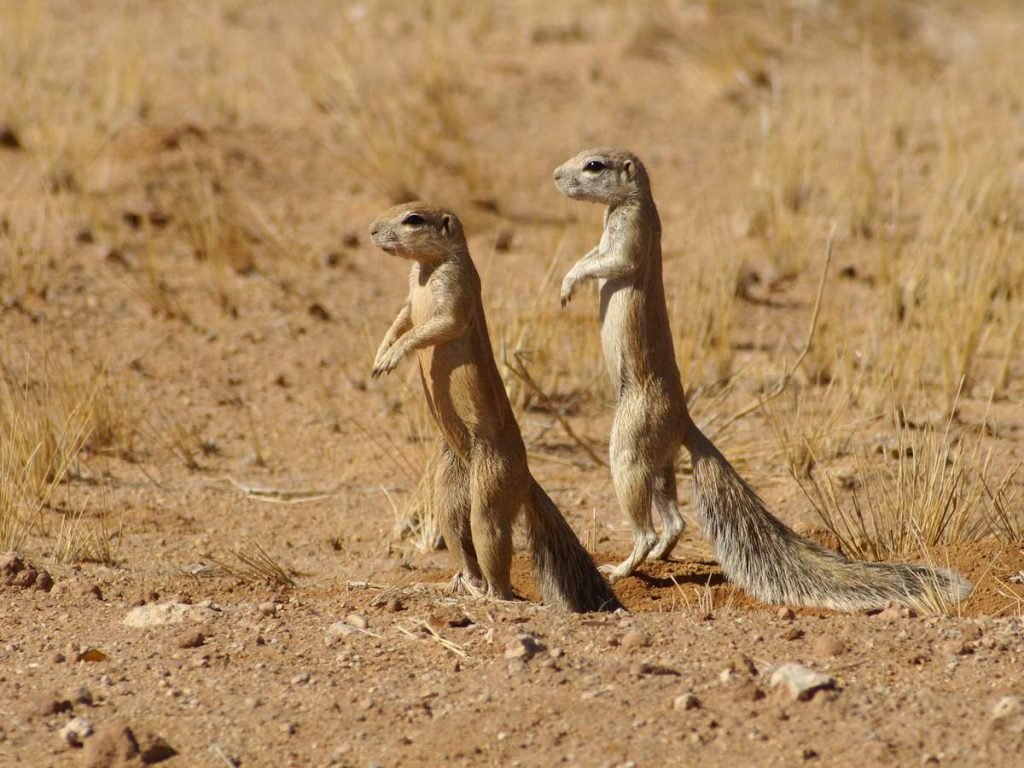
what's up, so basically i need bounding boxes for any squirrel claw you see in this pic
[559,275,577,306]
[372,346,404,377]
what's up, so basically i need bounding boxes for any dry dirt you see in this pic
[2,2,1024,767]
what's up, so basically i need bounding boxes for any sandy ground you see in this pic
[1,2,1024,766]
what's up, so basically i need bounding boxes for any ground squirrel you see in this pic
[553,147,970,611]
[369,202,620,612]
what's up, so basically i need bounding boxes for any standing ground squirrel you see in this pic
[369,202,620,612]
[553,147,970,611]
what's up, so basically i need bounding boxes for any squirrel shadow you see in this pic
[629,565,727,590]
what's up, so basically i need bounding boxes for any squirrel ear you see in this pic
[441,214,452,236]
[623,159,636,181]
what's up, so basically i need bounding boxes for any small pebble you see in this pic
[33,693,72,717]
[991,696,1024,733]
[70,687,93,706]
[939,640,971,657]
[877,602,916,620]
[629,661,653,676]
[813,636,846,659]
[82,723,140,764]
[177,630,206,650]
[60,716,93,747]
[769,663,836,702]
[504,635,545,660]
[731,679,766,703]
[621,631,649,650]
[673,693,700,711]
[326,622,355,640]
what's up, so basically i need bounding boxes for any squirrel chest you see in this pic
[408,262,506,447]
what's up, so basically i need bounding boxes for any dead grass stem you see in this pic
[212,543,296,588]
[795,408,1002,563]
[0,345,137,553]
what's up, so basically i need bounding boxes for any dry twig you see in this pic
[718,226,835,433]
[503,348,607,467]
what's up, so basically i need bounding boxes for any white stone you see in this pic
[123,602,220,628]
[504,635,544,660]
[769,663,836,701]
[672,692,700,711]
[991,696,1024,733]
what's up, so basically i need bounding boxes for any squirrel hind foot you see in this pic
[598,562,630,584]
[447,572,486,597]
[599,529,659,583]
[647,523,685,562]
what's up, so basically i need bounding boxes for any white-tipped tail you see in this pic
[687,429,970,612]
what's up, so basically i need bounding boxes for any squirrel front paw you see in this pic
[559,273,578,307]
[371,344,406,378]
[373,339,392,365]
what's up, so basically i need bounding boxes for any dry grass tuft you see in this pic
[983,465,1024,543]
[212,543,296,588]
[131,248,191,321]
[144,408,210,472]
[53,490,124,566]
[0,205,55,306]
[0,346,138,552]
[906,563,969,618]
[177,152,254,276]
[0,375,90,551]
[795,411,1002,563]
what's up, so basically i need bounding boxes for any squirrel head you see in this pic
[369,203,466,263]
[553,148,651,205]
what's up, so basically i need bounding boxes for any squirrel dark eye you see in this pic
[402,213,426,226]
[583,160,606,172]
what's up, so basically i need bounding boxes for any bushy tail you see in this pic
[687,429,971,612]
[524,479,621,612]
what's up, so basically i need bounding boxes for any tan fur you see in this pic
[369,203,619,613]
[553,148,970,611]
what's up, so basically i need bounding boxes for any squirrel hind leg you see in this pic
[599,527,659,583]
[648,463,685,561]
[433,443,486,592]
[601,442,659,582]
[598,521,659,583]
[468,468,517,601]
